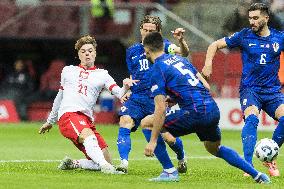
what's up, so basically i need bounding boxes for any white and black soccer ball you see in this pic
[254,138,279,162]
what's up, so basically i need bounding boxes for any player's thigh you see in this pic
[262,92,284,120]
[240,88,261,118]
[140,115,154,129]
[58,112,93,144]
[119,99,147,131]
[163,109,194,137]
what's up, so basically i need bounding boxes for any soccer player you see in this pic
[116,15,189,173]
[38,35,137,174]
[143,31,271,183]
[201,3,284,177]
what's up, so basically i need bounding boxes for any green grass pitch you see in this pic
[0,122,283,189]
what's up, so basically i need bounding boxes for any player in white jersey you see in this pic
[38,35,138,174]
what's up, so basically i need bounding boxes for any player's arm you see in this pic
[171,28,190,57]
[201,38,227,80]
[145,95,166,157]
[196,72,210,90]
[39,89,63,134]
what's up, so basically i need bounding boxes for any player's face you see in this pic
[248,10,268,33]
[140,23,157,42]
[78,44,96,67]
[144,46,154,63]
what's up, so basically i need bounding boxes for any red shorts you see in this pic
[58,112,108,159]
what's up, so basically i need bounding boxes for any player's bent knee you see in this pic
[161,132,176,145]
[204,141,220,156]
[140,115,154,129]
[119,115,134,129]
[244,105,259,118]
[78,128,94,143]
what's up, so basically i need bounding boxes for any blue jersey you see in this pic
[126,39,172,96]
[150,54,214,113]
[225,28,284,93]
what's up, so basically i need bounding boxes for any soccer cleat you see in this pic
[58,156,75,170]
[177,159,187,173]
[149,170,179,182]
[254,172,271,184]
[116,159,128,173]
[263,161,280,177]
[101,163,125,174]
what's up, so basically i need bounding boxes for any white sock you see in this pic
[83,135,109,167]
[75,159,101,170]
[164,167,177,173]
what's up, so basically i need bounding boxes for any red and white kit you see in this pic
[46,65,127,156]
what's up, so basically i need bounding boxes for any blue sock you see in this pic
[168,137,185,160]
[142,129,174,169]
[117,127,131,160]
[272,116,284,147]
[217,145,258,178]
[241,114,259,165]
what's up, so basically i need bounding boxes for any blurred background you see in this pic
[0,0,283,129]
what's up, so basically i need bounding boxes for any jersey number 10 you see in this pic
[139,59,149,71]
[174,62,199,86]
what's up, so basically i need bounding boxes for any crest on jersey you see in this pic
[79,71,89,79]
[272,42,279,52]
[151,85,158,92]
[79,120,87,125]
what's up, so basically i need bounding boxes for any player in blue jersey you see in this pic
[143,31,270,183]
[116,15,190,173]
[201,3,284,177]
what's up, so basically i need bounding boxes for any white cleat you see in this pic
[58,156,75,170]
[101,163,125,174]
[116,159,128,173]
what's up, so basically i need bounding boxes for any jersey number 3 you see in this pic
[174,62,199,86]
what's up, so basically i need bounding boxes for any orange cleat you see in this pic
[263,161,280,177]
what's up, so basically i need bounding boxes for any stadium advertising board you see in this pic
[0,100,20,123]
[215,98,277,131]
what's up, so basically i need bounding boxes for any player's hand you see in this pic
[144,142,157,157]
[120,91,131,103]
[39,122,53,134]
[171,28,185,41]
[201,64,212,81]
[123,78,139,89]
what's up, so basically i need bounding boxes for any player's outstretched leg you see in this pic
[116,116,134,173]
[161,132,187,173]
[269,116,284,176]
[58,157,101,171]
[241,114,259,165]
[81,128,124,174]
[204,141,271,184]
[143,128,179,182]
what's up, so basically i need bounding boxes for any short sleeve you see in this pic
[60,67,66,90]
[150,64,167,97]
[126,48,133,74]
[225,29,245,49]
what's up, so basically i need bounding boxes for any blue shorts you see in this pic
[163,102,221,142]
[119,95,154,131]
[240,88,284,120]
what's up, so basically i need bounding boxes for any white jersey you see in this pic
[47,65,126,124]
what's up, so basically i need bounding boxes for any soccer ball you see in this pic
[254,138,279,162]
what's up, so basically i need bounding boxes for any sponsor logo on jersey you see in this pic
[151,85,158,92]
[249,43,256,47]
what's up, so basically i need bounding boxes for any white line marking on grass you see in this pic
[0,156,216,163]
[2,154,282,163]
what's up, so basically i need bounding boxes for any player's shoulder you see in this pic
[270,28,284,37]
[62,65,76,72]
[127,43,144,54]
